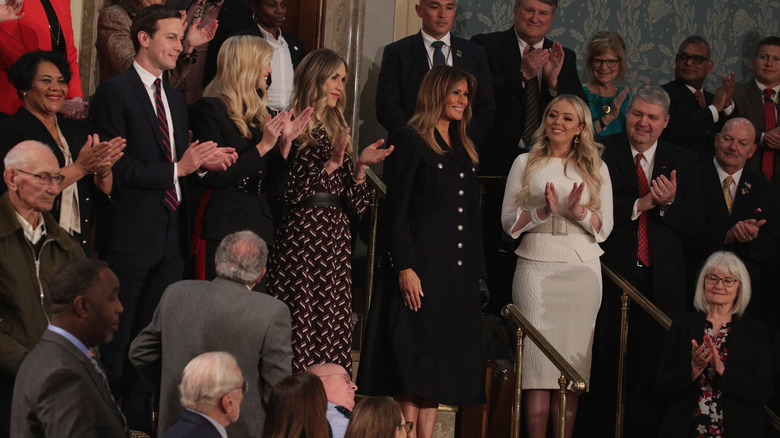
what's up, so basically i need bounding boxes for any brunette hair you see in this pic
[204,35,273,138]
[261,373,330,438]
[291,48,351,152]
[130,5,181,53]
[345,397,405,438]
[407,65,479,164]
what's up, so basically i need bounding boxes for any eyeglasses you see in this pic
[318,372,354,385]
[397,421,413,433]
[230,380,249,394]
[675,53,709,65]
[592,58,619,68]
[14,169,64,186]
[704,274,739,288]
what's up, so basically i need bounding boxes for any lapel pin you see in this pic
[755,208,762,212]
[741,187,749,195]
[456,50,462,58]
[294,46,299,51]
[745,182,752,189]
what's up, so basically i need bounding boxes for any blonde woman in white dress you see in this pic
[501,94,613,438]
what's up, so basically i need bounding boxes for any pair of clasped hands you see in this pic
[691,335,725,379]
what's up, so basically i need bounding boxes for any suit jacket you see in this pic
[91,66,191,255]
[599,134,702,317]
[656,313,772,438]
[661,78,724,163]
[232,25,307,70]
[163,409,222,438]
[375,31,496,145]
[732,79,780,184]
[0,107,113,255]
[471,29,586,176]
[10,330,127,438]
[168,0,254,88]
[0,0,82,114]
[129,277,293,438]
[189,97,288,245]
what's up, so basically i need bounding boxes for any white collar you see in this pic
[15,210,45,244]
[630,140,658,162]
[133,61,163,89]
[755,79,780,101]
[713,157,744,186]
[421,30,451,48]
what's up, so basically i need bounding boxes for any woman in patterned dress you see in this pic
[267,48,393,374]
[501,94,613,438]
[657,251,772,438]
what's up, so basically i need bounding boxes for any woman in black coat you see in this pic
[0,51,124,255]
[656,251,773,437]
[357,65,486,438]
[189,35,311,284]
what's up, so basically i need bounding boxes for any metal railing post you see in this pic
[511,326,524,438]
[615,292,629,438]
[558,375,568,438]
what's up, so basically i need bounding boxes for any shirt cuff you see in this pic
[631,199,641,221]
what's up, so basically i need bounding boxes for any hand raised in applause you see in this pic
[712,72,736,112]
[567,182,586,219]
[0,2,23,22]
[650,170,677,205]
[183,17,218,51]
[703,335,725,376]
[75,134,126,175]
[178,140,236,175]
[521,44,550,81]
[357,139,394,166]
[279,107,314,158]
[325,128,350,174]
[690,339,710,380]
[399,268,423,312]
[535,181,558,221]
[542,42,565,92]
[725,219,765,244]
[257,110,288,156]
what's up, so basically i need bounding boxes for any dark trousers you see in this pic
[99,214,185,433]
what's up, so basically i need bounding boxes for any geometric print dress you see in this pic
[267,126,369,374]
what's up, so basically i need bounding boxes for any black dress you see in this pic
[357,125,485,405]
[189,97,289,284]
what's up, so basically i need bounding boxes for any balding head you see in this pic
[308,363,357,410]
[214,231,268,286]
[714,118,757,174]
[3,141,62,223]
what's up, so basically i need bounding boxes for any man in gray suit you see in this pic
[732,36,780,184]
[129,230,292,438]
[11,259,127,438]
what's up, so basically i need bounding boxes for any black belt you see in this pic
[235,176,263,195]
[291,193,344,209]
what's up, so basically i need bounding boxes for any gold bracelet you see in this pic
[95,169,112,179]
[353,175,366,184]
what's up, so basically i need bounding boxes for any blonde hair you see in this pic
[407,65,479,164]
[517,94,604,211]
[291,48,351,153]
[203,35,272,138]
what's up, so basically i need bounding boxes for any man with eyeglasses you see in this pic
[687,117,780,328]
[308,363,357,438]
[164,352,246,438]
[0,140,85,436]
[129,231,291,438]
[662,35,736,163]
[732,36,780,185]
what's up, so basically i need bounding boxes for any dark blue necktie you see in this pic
[431,41,445,67]
[154,78,179,211]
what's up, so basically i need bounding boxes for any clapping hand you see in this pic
[279,107,314,158]
[542,42,565,91]
[650,170,677,205]
[257,110,288,156]
[184,17,218,50]
[703,335,725,376]
[325,128,350,174]
[0,1,23,22]
[690,339,709,379]
[567,182,586,219]
[357,139,394,166]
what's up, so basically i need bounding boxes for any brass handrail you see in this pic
[601,262,780,437]
[501,304,587,438]
[359,168,386,352]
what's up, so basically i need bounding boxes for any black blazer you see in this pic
[162,409,221,438]
[375,31,496,146]
[661,78,725,163]
[471,29,586,176]
[91,66,192,255]
[168,0,254,88]
[0,107,115,255]
[732,80,780,184]
[656,312,772,438]
[189,97,288,245]
[599,134,702,317]
[232,25,307,70]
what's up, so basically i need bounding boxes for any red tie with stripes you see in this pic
[155,78,179,211]
[635,153,652,266]
[761,88,776,179]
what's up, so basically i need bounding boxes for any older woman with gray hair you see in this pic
[656,251,772,438]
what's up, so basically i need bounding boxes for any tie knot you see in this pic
[723,175,734,188]
[154,78,161,88]
[432,41,444,49]
[765,88,775,100]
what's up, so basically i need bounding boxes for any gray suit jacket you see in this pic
[732,79,780,183]
[11,330,128,438]
[129,277,292,438]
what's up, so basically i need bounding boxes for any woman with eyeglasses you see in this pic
[0,50,125,255]
[656,251,772,438]
[582,31,631,136]
[345,397,411,438]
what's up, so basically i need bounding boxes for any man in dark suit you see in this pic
[11,259,127,438]
[692,118,780,329]
[661,35,736,163]
[597,84,702,438]
[91,5,237,430]
[129,231,292,438]
[163,352,246,438]
[732,36,780,184]
[471,0,586,176]
[374,0,495,145]
[233,0,306,112]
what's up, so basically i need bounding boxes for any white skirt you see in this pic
[512,256,602,390]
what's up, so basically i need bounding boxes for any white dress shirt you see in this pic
[259,26,295,110]
[421,30,453,68]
